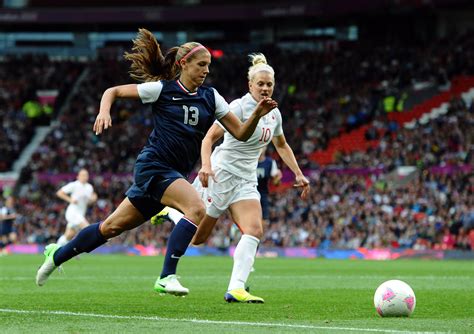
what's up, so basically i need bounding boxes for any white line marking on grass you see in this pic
[1,275,472,281]
[0,308,449,334]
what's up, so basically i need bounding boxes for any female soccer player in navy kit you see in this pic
[36,28,277,295]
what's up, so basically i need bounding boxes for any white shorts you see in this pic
[193,168,260,219]
[65,210,86,229]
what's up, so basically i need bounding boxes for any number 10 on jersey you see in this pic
[259,127,271,142]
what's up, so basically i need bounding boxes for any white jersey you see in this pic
[61,180,94,218]
[214,93,283,181]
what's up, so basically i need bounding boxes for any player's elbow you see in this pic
[235,131,251,142]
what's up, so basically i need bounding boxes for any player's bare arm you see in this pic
[94,84,139,135]
[56,189,77,204]
[272,134,310,199]
[219,97,277,141]
[199,124,225,188]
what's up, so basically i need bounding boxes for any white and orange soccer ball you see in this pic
[374,280,416,317]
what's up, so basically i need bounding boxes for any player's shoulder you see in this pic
[199,85,218,99]
[271,106,282,117]
[229,94,250,112]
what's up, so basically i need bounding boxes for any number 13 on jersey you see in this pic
[182,105,199,126]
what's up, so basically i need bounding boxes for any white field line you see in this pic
[0,275,472,281]
[0,308,449,334]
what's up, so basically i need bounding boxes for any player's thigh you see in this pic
[161,178,205,223]
[203,169,241,218]
[65,211,85,225]
[228,199,263,237]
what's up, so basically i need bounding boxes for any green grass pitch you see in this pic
[1,255,473,333]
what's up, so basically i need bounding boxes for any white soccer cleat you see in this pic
[36,244,60,286]
[154,274,189,296]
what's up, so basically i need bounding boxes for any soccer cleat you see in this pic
[150,207,171,226]
[154,274,189,296]
[224,288,264,303]
[36,243,61,286]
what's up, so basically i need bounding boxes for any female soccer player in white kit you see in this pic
[56,169,97,247]
[155,53,310,303]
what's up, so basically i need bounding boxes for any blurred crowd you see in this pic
[0,55,83,172]
[1,33,473,251]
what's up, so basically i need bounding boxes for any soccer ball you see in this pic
[374,280,416,317]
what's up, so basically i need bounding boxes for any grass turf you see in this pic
[0,255,473,333]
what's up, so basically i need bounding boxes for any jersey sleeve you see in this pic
[215,99,243,129]
[137,81,164,104]
[212,88,230,120]
[273,108,284,137]
[270,159,280,177]
[60,182,75,194]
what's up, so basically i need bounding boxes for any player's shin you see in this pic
[160,217,197,278]
[227,234,259,291]
[53,222,107,266]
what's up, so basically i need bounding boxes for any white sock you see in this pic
[167,207,184,224]
[57,235,68,247]
[227,234,259,291]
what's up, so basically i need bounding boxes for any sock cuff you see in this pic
[178,217,198,232]
[96,222,107,241]
[242,234,260,244]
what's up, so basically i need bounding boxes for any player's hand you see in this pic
[293,174,310,200]
[93,112,112,135]
[198,165,216,188]
[254,97,278,118]
[70,198,78,204]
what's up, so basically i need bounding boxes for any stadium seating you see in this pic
[3,34,473,251]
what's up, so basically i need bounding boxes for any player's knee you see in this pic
[65,230,75,240]
[184,203,206,224]
[100,219,126,238]
[244,223,263,239]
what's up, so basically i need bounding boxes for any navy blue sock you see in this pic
[160,217,197,278]
[53,222,107,266]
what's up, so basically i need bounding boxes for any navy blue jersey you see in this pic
[257,157,276,194]
[134,80,229,190]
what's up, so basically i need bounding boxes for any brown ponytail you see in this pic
[124,28,180,82]
[124,29,209,82]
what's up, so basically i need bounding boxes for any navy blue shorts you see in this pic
[126,159,186,220]
[0,221,15,236]
[127,176,182,221]
[260,192,270,220]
